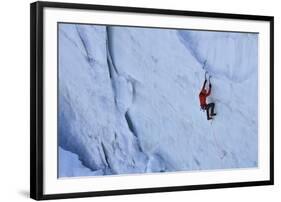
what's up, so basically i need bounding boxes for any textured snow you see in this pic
[58,23,258,177]
[59,147,103,177]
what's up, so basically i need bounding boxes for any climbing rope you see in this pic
[210,125,226,160]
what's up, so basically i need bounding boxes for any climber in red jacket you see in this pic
[199,79,216,120]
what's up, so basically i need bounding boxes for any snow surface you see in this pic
[58,23,258,177]
[59,147,104,177]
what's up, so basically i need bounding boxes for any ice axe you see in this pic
[209,75,212,84]
[202,60,207,70]
[203,60,208,80]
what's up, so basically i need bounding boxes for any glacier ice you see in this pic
[58,23,258,177]
[59,147,104,177]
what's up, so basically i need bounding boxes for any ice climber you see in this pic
[199,78,216,120]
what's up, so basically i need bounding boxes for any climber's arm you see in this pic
[206,83,211,96]
[201,79,207,91]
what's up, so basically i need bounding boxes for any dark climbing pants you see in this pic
[206,103,215,119]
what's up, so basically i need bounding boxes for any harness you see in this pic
[201,104,207,111]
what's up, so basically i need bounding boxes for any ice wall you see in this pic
[58,24,258,177]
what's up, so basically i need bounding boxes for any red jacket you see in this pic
[199,81,211,108]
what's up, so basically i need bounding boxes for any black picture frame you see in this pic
[30,1,274,200]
